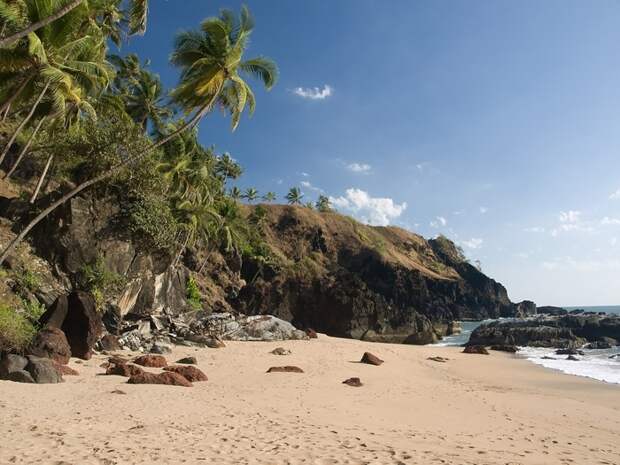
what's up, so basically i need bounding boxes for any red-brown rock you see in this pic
[99,335,121,351]
[360,352,383,366]
[163,365,208,382]
[127,371,192,387]
[28,327,72,364]
[52,361,79,376]
[266,366,304,373]
[463,345,490,355]
[133,354,168,368]
[342,377,363,387]
[305,328,318,339]
[106,363,144,377]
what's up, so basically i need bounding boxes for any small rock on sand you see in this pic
[360,352,383,366]
[463,345,489,355]
[427,356,449,363]
[342,377,363,387]
[133,354,168,368]
[270,347,291,355]
[176,356,198,365]
[266,366,304,373]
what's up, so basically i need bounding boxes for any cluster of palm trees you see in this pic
[0,1,278,265]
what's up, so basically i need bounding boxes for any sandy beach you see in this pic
[1,335,618,465]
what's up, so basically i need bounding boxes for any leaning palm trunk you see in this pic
[29,153,54,203]
[0,82,49,166]
[0,74,35,117]
[173,231,191,268]
[5,117,45,179]
[1,103,9,122]
[0,87,222,266]
[0,0,85,48]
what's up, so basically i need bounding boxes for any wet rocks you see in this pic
[360,352,384,366]
[127,371,192,387]
[566,355,580,361]
[270,347,291,356]
[176,356,197,365]
[266,366,304,373]
[133,354,168,368]
[163,365,207,382]
[342,377,363,387]
[28,327,72,364]
[490,345,519,353]
[463,345,489,355]
[556,348,584,356]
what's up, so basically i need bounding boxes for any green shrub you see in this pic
[77,256,126,309]
[21,298,46,323]
[0,304,37,353]
[186,276,202,311]
[14,269,40,294]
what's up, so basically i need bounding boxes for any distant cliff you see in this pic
[0,194,521,345]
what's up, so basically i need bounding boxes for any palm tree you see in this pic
[125,69,172,132]
[229,186,242,200]
[0,0,150,48]
[0,6,278,266]
[286,187,303,205]
[262,191,276,202]
[316,195,331,212]
[243,187,258,203]
[215,153,242,184]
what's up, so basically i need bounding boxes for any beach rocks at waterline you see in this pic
[490,345,519,353]
[468,315,620,348]
[556,348,584,356]
[342,377,363,387]
[128,371,193,387]
[463,345,489,355]
[360,352,384,365]
[163,365,208,382]
[266,366,304,373]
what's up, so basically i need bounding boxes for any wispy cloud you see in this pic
[610,188,620,200]
[346,163,371,174]
[479,206,488,214]
[460,238,483,249]
[300,180,324,193]
[601,216,620,225]
[551,210,593,236]
[430,216,447,228]
[292,85,333,100]
[330,188,406,226]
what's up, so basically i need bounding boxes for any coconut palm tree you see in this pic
[316,195,331,212]
[0,0,150,48]
[243,187,258,203]
[0,6,278,266]
[124,69,172,132]
[229,186,241,200]
[286,187,303,205]
[215,152,242,184]
[262,191,276,202]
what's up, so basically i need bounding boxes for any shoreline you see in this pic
[1,335,619,465]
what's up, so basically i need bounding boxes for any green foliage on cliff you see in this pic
[77,256,126,309]
[0,304,37,353]
[186,276,202,311]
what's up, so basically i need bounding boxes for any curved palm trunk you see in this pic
[173,231,191,268]
[1,103,9,122]
[0,88,222,266]
[0,82,49,166]
[4,117,46,179]
[0,74,34,117]
[29,153,54,203]
[0,0,85,48]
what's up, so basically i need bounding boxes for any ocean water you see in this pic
[431,305,620,385]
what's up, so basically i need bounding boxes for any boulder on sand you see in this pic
[127,371,192,387]
[28,327,71,364]
[163,365,207,382]
[25,356,63,384]
[0,354,28,378]
[342,377,363,387]
[360,352,384,366]
[463,345,489,355]
[99,334,121,351]
[270,347,291,356]
[266,366,304,373]
[106,363,144,377]
[7,370,35,383]
[133,354,168,368]
[176,356,197,365]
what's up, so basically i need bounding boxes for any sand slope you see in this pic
[1,336,618,465]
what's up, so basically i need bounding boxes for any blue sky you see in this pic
[125,0,620,306]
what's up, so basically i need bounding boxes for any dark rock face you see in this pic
[360,352,384,366]
[490,345,519,353]
[463,345,489,355]
[469,315,620,348]
[537,306,568,316]
[28,327,71,364]
[133,354,168,368]
[39,295,68,330]
[63,291,103,360]
[514,301,537,318]
[342,377,363,387]
[25,356,63,384]
[163,365,207,382]
[128,371,192,387]
[266,366,304,373]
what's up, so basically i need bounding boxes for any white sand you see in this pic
[1,335,618,465]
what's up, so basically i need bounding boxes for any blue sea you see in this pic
[431,305,620,384]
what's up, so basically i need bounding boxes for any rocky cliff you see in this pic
[0,192,520,345]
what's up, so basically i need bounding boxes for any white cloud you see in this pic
[292,85,333,100]
[551,210,593,236]
[601,216,620,225]
[329,188,407,226]
[300,180,323,193]
[301,172,310,177]
[346,163,371,173]
[559,210,581,223]
[460,238,483,250]
[610,189,620,200]
[430,216,447,228]
[479,207,488,214]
